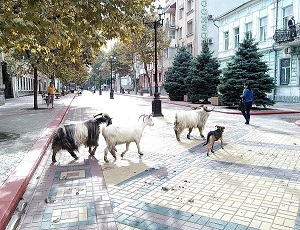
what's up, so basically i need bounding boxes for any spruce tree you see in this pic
[185,41,221,103]
[164,46,192,101]
[218,36,275,107]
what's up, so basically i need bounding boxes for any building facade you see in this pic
[145,0,249,96]
[216,0,300,102]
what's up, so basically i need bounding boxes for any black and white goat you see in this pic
[102,114,154,163]
[174,105,213,141]
[51,113,112,162]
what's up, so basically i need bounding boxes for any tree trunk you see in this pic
[33,66,38,109]
[144,63,153,96]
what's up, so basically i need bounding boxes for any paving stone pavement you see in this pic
[1,91,300,230]
[0,95,74,187]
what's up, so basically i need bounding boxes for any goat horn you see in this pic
[93,113,103,118]
[204,107,213,112]
[138,114,147,121]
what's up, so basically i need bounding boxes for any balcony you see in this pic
[273,24,300,44]
[165,22,177,30]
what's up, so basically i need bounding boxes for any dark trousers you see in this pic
[289,26,296,38]
[242,102,252,123]
[47,94,54,108]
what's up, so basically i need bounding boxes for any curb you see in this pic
[0,96,75,230]
[213,109,300,115]
[118,93,300,115]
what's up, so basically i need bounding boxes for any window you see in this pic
[224,31,229,50]
[280,58,290,85]
[164,49,168,58]
[179,8,183,19]
[170,13,176,27]
[165,18,170,28]
[260,17,268,41]
[234,27,240,48]
[179,27,182,39]
[169,30,175,39]
[283,5,293,29]
[187,0,192,12]
[245,22,252,39]
[187,20,193,35]
[187,43,193,55]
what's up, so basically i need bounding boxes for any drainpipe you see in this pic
[273,0,279,101]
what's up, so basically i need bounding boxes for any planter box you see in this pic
[211,97,221,106]
[183,95,188,102]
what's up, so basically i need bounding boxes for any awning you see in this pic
[165,2,176,13]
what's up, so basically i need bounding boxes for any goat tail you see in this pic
[174,113,179,127]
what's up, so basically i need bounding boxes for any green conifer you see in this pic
[185,41,221,103]
[164,46,192,101]
[219,36,275,107]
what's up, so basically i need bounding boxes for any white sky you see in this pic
[104,0,163,51]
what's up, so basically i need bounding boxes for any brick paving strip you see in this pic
[7,107,117,230]
[0,104,72,229]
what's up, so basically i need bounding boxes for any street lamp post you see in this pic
[93,75,96,93]
[107,55,117,99]
[144,5,164,117]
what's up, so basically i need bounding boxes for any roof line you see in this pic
[214,0,253,21]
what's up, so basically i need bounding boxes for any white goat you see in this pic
[174,105,213,141]
[102,114,154,162]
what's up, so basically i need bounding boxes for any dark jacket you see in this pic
[288,19,295,28]
[242,89,253,102]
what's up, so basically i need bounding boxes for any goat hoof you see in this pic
[52,159,57,162]
[139,153,144,156]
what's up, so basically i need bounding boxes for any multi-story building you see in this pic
[216,0,300,102]
[144,0,249,95]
